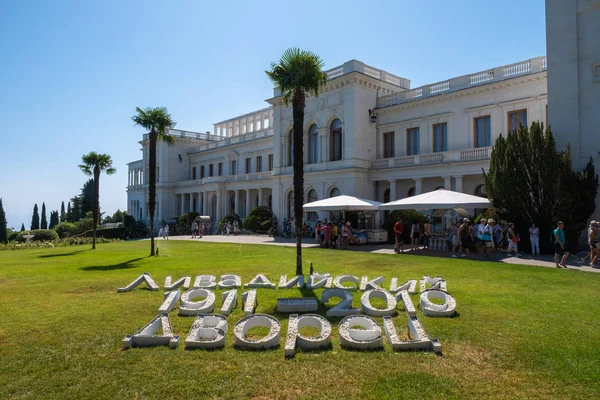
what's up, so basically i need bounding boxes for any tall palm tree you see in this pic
[266,48,328,276]
[79,152,116,249]
[131,107,176,256]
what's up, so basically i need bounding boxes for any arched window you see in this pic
[287,191,294,219]
[308,124,319,164]
[306,189,318,221]
[330,187,341,198]
[474,184,486,198]
[287,130,294,167]
[408,187,416,197]
[330,119,342,161]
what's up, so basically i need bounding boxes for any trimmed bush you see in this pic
[14,229,59,243]
[243,206,273,233]
[53,222,78,238]
[381,210,427,244]
[218,213,242,233]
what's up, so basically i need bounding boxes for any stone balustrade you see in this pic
[371,146,492,169]
[377,56,547,108]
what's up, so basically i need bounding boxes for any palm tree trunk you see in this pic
[148,130,157,256]
[292,88,305,276]
[92,170,100,250]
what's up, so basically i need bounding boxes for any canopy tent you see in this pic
[379,188,492,210]
[303,195,382,212]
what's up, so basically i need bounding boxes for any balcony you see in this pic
[143,129,224,142]
[377,56,547,108]
[371,147,492,169]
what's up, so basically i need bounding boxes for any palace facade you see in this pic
[127,56,549,227]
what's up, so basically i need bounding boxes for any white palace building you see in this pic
[126,55,549,227]
[127,0,600,231]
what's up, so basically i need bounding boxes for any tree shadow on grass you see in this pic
[80,257,146,271]
[38,249,90,258]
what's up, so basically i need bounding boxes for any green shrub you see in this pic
[123,214,136,227]
[218,213,242,233]
[381,210,427,244]
[14,229,59,242]
[53,222,78,238]
[242,206,273,232]
[8,231,19,241]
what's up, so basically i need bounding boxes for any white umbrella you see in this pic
[303,195,382,212]
[379,188,492,210]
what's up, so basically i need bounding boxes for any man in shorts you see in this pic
[554,221,569,268]
[394,218,404,254]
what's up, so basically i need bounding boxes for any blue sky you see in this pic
[0,0,547,229]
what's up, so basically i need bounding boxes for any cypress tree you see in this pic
[20,223,25,232]
[67,202,71,221]
[0,198,7,244]
[41,202,48,229]
[31,204,40,230]
[49,211,59,229]
[80,179,94,216]
[484,122,598,253]
[60,201,66,222]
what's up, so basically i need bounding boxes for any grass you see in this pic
[1,240,600,399]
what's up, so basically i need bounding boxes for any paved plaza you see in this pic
[161,234,600,273]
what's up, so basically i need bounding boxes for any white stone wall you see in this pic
[546,0,600,220]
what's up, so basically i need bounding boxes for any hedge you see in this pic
[243,206,273,232]
[13,229,59,242]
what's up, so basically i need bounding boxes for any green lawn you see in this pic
[1,240,599,399]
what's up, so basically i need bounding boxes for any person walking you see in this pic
[410,221,421,251]
[507,223,519,256]
[322,222,333,249]
[191,221,198,239]
[458,218,472,259]
[341,221,349,250]
[480,219,495,258]
[164,225,169,240]
[315,221,322,245]
[529,223,540,256]
[554,221,569,268]
[423,219,431,250]
[226,221,232,236]
[492,220,502,251]
[449,221,459,258]
[393,218,404,254]
[233,220,239,235]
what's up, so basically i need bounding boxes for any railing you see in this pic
[377,55,547,108]
[143,129,223,142]
[323,60,410,89]
[175,177,226,187]
[187,129,274,154]
[371,146,492,169]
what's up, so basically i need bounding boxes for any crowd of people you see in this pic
[313,220,353,250]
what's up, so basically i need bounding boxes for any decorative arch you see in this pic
[474,184,486,197]
[329,187,342,198]
[330,118,343,161]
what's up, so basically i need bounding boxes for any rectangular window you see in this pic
[230,160,237,176]
[383,132,395,158]
[256,156,262,172]
[474,116,491,147]
[209,164,214,177]
[406,127,420,156]
[218,162,223,176]
[245,157,251,173]
[200,165,205,179]
[432,123,448,152]
[192,166,197,180]
[508,109,527,132]
[268,154,273,171]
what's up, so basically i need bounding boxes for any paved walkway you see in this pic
[162,234,600,273]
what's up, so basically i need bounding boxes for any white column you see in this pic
[202,192,208,216]
[258,188,263,207]
[180,194,185,216]
[388,180,397,200]
[415,178,422,195]
[454,175,464,192]
[443,176,452,190]
[216,190,221,222]
[234,190,240,215]
[245,190,251,217]
[189,193,194,212]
